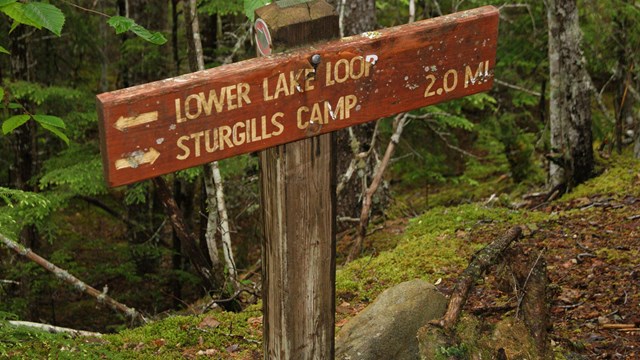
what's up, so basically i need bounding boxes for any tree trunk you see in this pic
[184,0,238,289]
[153,178,228,295]
[612,0,635,154]
[327,0,382,231]
[546,0,594,190]
[332,0,377,37]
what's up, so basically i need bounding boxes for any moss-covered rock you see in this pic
[336,279,447,360]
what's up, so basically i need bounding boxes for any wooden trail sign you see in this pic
[97,6,499,187]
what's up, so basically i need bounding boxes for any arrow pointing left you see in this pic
[114,111,158,131]
[115,148,161,170]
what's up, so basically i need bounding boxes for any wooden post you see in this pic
[256,1,339,359]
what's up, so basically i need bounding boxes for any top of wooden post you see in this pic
[255,0,339,51]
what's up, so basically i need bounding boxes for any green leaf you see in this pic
[107,16,167,45]
[129,24,167,45]
[0,0,17,8]
[33,114,65,129]
[0,45,8,55]
[2,2,42,30]
[244,0,270,21]
[40,123,69,145]
[0,88,4,102]
[8,103,21,110]
[23,2,65,36]
[107,16,134,34]
[2,114,30,134]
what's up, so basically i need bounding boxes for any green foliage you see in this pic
[39,144,108,197]
[0,82,81,144]
[491,113,538,183]
[38,121,68,145]
[1,113,68,144]
[0,187,53,237]
[436,343,469,358]
[244,0,270,21]
[200,0,244,16]
[107,16,167,45]
[0,0,65,36]
[1,114,29,134]
[124,182,151,206]
[22,2,65,36]
[1,81,97,144]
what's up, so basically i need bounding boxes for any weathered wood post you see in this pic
[254,2,339,358]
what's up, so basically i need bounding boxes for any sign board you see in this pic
[97,6,499,187]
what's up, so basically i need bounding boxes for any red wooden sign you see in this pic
[97,6,499,187]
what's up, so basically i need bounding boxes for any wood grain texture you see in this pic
[258,2,337,359]
[260,135,336,359]
[97,6,499,187]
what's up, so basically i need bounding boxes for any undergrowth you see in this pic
[1,153,638,358]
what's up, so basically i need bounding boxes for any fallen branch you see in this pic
[0,232,146,324]
[0,279,20,285]
[346,113,409,263]
[8,320,102,337]
[434,225,523,330]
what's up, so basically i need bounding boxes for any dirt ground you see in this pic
[461,194,640,359]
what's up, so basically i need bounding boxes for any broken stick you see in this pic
[0,232,146,324]
[436,225,523,330]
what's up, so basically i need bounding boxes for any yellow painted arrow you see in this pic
[115,148,161,170]
[114,111,158,131]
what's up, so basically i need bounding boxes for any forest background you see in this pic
[0,0,639,354]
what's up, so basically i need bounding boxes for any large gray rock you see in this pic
[335,279,448,360]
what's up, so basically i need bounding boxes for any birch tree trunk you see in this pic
[546,0,594,189]
[185,0,238,288]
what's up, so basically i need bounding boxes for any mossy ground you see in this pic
[1,305,263,359]
[2,152,639,358]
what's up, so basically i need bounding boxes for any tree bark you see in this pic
[612,0,635,154]
[546,0,594,189]
[332,0,377,37]
[153,177,231,303]
[184,0,238,288]
[326,0,382,231]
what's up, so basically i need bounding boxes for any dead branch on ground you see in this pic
[8,320,103,337]
[433,225,523,330]
[0,232,146,324]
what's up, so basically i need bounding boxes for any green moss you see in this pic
[561,152,640,202]
[1,306,263,359]
[595,247,639,263]
[337,204,524,301]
